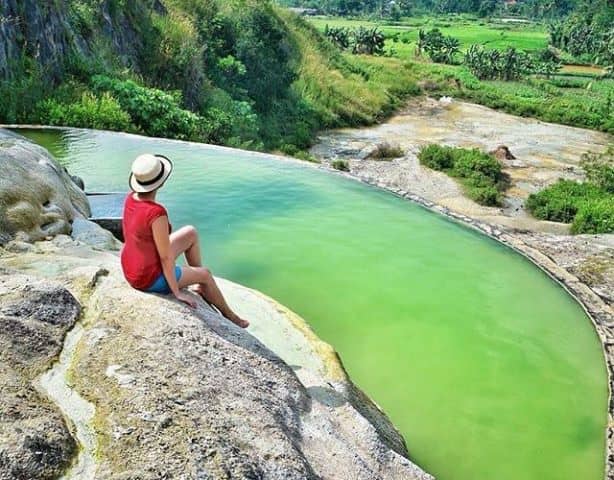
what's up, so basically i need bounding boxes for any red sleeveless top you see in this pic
[121,193,168,289]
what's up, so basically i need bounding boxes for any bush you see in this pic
[418,144,504,206]
[367,142,405,160]
[525,179,604,223]
[91,75,209,141]
[572,197,614,234]
[453,148,502,181]
[418,144,455,170]
[467,184,502,205]
[581,145,614,193]
[332,160,350,171]
[36,92,133,131]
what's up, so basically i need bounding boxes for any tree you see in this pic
[421,28,460,64]
[324,24,351,50]
[352,26,386,55]
[464,45,536,80]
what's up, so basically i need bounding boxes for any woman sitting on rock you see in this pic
[121,153,249,328]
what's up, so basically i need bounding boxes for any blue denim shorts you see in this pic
[145,266,182,294]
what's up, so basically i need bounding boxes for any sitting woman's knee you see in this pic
[199,267,212,281]
[186,225,198,239]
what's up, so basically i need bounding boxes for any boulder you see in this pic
[0,131,90,244]
[490,145,516,161]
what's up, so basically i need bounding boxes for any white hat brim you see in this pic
[129,155,173,193]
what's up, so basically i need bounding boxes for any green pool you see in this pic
[19,128,607,480]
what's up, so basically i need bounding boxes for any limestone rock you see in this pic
[0,275,79,480]
[0,240,432,480]
[0,130,90,244]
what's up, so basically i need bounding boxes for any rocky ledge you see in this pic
[0,236,431,480]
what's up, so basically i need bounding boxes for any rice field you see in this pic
[308,15,549,56]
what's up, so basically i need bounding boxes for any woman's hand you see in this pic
[175,292,197,308]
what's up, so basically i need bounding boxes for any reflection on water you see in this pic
[16,127,608,480]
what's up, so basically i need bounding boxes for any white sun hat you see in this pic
[129,154,173,193]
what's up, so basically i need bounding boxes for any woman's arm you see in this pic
[152,216,196,307]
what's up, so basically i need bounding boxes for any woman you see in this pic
[120,153,249,328]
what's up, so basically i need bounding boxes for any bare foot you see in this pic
[192,286,249,328]
[228,313,250,329]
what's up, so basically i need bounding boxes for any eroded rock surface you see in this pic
[0,131,90,244]
[0,274,79,480]
[0,239,431,480]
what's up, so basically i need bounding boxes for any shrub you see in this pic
[36,92,133,131]
[581,145,614,193]
[367,142,405,160]
[453,148,502,181]
[332,160,350,171]
[525,180,603,223]
[467,184,501,206]
[572,197,614,234]
[418,144,505,206]
[91,75,208,141]
[293,151,319,163]
[418,144,455,170]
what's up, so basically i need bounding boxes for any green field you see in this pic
[309,15,549,57]
[306,14,613,135]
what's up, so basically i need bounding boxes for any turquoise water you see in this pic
[20,128,607,480]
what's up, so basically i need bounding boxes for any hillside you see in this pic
[0,0,418,152]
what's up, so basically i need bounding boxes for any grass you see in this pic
[281,10,422,129]
[526,146,614,233]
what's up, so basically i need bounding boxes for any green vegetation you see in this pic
[324,25,386,54]
[549,0,613,68]
[419,28,460,64]
[383,62,613,134]
[306,1,612,134]
[332,159,350,171]
[526,146,614,233]
[366,142,405,160]
[0,0,421,153]
[464,45,537,79]
[36,92,133,132]
[277,0,574,19]
[310,16,549,53]
[418,144,506,206]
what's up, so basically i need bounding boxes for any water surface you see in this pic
[19,128,607,480]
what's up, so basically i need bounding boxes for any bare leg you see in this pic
[170,225,202,267]
[178,266,249,328]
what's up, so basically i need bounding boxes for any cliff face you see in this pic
[0,0,152,81]
[0,237,432,480]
